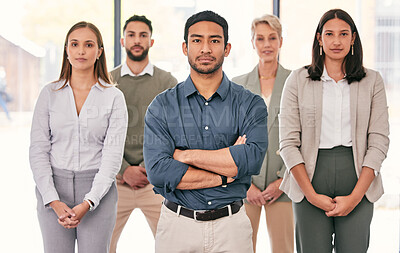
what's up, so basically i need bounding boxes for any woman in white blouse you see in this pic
[279,9,389,253]
[29,21,127,253]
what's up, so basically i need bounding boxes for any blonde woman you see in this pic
[233,14,294,253]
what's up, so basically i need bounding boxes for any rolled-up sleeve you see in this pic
[29,86,59,206]
[143,97,189,196]
[361,72,390,172]
[278,72,305,171]
[84,91,128,209]
[229,96,268,179]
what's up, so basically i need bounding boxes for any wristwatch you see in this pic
[220,175,227,188]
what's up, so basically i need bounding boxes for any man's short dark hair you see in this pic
[184,10,229,47]
[123,15,153,34]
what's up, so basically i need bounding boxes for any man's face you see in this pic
[183,21,231,75]
[121,21,154,62]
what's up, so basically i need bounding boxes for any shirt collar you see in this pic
[321,66,347,82]
[183,72,230,101]
[93,80,110,91]
[321,67,332,82]
[121,61,154,77]
[60,79,109,92]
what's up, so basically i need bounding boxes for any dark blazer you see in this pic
[233,64,291,202]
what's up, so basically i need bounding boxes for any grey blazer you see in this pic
[279,67,390,203]
[233,64,291,202]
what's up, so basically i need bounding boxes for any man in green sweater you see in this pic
[109,15,177,253]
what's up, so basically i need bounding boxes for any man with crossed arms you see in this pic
[144,10,268,253]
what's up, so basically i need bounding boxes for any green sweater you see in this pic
[110,65,177,175]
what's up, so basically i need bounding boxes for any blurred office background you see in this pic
[0,0,398,252]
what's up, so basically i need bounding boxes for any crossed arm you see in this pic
[144,93,268,194]
[174,136,246,190]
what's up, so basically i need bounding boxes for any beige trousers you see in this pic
[155,203,254,253]
[245,201,294,253]
[109,181,163,253]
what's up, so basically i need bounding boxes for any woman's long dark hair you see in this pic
[56,21,111,88]
[307,9,366,84]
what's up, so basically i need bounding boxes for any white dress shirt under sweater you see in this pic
[29,80,128,209]
[319,67,352,149]
[120,61,154,77]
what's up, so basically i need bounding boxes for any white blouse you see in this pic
[29,80,128,209]
[261,94,271,108]
[319,68,352,149]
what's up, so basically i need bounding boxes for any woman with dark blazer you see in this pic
[233,14,294,253]
[279,9,389,253]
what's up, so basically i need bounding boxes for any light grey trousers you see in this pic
[36,168,117,253]
[293,146,373,253]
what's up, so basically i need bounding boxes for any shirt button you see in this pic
[205,102,209,106]
[205,126,209,130]
[208,201,212,205]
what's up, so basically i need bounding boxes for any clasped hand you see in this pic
[49,200,90,229]
[247,179,283,206]
[307,193,361,217]
[120,165,149,190]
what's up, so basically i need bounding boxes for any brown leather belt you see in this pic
[163,199,243,221]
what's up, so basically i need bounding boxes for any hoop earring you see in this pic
[320,46,323,56]
[351,45,354,55]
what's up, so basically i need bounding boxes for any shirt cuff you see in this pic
[280,149,305,173]
[119,159,131,176]
[165,161,189,193]
[228,145,247,179]
[42,190,60,208]
[84,193,100,210]
[362,156,383,173]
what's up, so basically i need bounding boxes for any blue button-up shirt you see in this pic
[144,73,268,210]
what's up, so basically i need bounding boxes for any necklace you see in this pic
[259,74,276,80]
[259,68,277,80]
